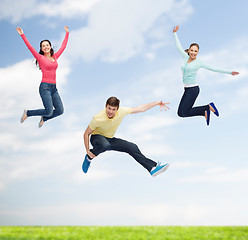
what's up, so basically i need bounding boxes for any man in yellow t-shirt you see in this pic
[83,96,170,177]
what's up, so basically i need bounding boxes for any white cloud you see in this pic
[0,0,37,23]
[72,169,116,184]
[229,84,248,113]
[0,130,81,154]
[0,59,40,119]
[117,114,178,156]
[145,52,156,60]
[68,0,193,62]
[121,64,182,105]
[0,180,5,191]
[181,168,248,183]
[38,0,102,19]
[1,201,247,225]
[140,143,175,156]
[126,115,178,135]
[173,161,209,169]
[0,0,101,23]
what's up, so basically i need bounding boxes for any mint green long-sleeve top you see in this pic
[173,32,232,87]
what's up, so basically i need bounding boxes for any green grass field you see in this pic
[0,226,248,240]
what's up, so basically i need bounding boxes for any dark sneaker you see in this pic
[210,102,219,116]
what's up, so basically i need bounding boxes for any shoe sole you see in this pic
[152,164,170,177]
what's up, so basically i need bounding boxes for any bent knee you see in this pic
[57,107,64,116]
[177,111,185,118]
[128,143,139,152]
[44,109,53,117]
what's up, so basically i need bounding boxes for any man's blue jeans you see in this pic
[90,134,157,172]
[27,82,64,122]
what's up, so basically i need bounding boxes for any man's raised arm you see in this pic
[130,101,169,114]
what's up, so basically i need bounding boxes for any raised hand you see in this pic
[87,150,96,159]
[64,26,69,33]
[231,71,239,76]
[158,101,170,111]
[173,25,179,33]
[16,26,24,35]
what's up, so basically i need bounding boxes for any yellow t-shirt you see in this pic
[89,107,132,138]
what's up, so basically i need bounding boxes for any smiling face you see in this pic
[188,44,199,60]
[105,105,118,119]
[41,40,52,55]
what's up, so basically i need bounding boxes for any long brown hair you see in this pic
[185,43,199,55]
[36,39,54,68]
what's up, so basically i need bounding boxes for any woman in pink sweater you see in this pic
[16,26,69,128]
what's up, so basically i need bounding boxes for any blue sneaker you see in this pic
[150,162,169,177]
[210,102,219,116]
[206,110,210,126]
[82,155,91,173]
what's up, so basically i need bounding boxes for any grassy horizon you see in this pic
[0,226,248,240]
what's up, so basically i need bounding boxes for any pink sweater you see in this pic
[21,32,69,84]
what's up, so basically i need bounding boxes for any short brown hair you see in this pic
[106,97,120,109]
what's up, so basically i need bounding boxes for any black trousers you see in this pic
[90,134,157,172]
[178,86,209,117]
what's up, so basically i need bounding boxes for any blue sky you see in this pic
[0,0,248,225]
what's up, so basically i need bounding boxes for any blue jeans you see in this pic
[177,86,209,117]
[90,134,157,172]
[27,82,64,122]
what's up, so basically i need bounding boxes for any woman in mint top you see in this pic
[173,25,239,125]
